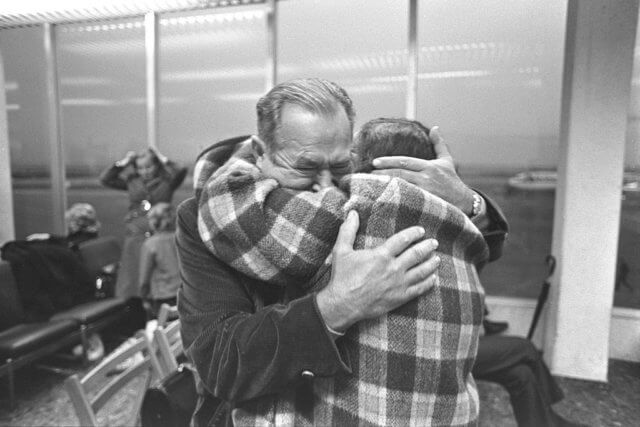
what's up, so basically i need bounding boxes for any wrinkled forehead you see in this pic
[272,104,353,151]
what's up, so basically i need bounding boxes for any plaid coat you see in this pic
[197,155,488,426]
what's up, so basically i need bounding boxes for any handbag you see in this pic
[141,364,198,427]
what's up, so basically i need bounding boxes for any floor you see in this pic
[0,355,638,426]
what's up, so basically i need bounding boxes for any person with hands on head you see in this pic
[100,146,187,302]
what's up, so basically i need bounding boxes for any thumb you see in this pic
[430,126,452,162]
[334,211,359,254]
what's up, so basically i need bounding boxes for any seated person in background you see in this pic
[139,202,180,319]
[197,112,488,425]
[64,203,101,247]
[27,203,101,249]
[475,334,584,427]
[25,204,106,360]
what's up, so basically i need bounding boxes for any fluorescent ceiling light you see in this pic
[216,92,263,101]
[0,0,265,28]
[163,66,265,81]
[61,98,118,106]
[60,77,113,86]
[343,84,396,94]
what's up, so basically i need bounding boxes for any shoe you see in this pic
[70,333,105,361]
[552,411,590,427]
[483,319,509,335]
[86,333,105,362]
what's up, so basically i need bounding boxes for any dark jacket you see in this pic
[100,160,187,213]
[177,137,509,427]
[1,239,95,324]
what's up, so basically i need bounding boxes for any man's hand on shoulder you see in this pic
[316,211,441,333]
[370,126,476,215]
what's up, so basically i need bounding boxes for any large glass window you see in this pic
[617,21,640,309]
[158,6,268,206]
[416,1,568,299]
[57,18,146,240]
[278,0,409,128]
[1,26,54,239]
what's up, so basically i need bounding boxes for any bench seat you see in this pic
[0,320,77,359]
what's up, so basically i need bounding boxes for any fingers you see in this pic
[370,168,402,178]
[429,126,453,162]
[371,156,426,172]
[404,275,438,300]
[333,211,359,254]
[396,238,439,272]
[371,169,424,188]
[404,251,441,286]
[379,226,426,257]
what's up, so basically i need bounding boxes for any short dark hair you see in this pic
[352,118,436,173]
[256,78,355,152]
[147,202,175,233]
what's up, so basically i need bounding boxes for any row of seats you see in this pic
[0,237,132,408]
[65,304,187,427]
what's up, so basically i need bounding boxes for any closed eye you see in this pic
[331,162,351,174]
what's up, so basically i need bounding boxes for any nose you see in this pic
[316,169,335,189]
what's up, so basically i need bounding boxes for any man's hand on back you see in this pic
[371,126,476,216]
[316,211,441,333]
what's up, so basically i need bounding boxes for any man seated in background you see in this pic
[475,331,584,427]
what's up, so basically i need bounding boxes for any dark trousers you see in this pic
[473,335,565,427]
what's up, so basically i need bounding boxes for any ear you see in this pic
[251,136,268,168]
[251,135,266,157]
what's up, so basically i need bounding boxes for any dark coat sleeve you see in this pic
[162,160,188,191]
[176,198,350,404]
[475,189,509,262]
[99,163,128,190]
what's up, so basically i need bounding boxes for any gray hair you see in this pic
[65,203,100,235]
[256,78,356,152]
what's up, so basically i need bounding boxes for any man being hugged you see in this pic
[177,78,508,426]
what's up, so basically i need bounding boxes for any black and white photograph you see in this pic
[0,1,638,426]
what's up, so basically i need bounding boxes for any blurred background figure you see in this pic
[64,203,101,247]
[100,147,187,300]
[139,202,180,320]
[27,202,101,249]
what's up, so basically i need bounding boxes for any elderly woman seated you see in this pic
[27,202,101,249]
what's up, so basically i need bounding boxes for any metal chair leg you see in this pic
[80,326,89,366]
[7,359,15,410]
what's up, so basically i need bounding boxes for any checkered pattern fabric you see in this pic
[197,155,489,426]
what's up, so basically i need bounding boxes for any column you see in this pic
[545,0,639,381]
[0,50,15,244]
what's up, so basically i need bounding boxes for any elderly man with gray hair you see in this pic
[177,78,508,426]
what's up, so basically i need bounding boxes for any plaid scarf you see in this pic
[197,151,488,426]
